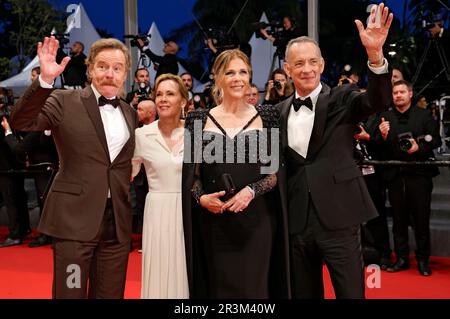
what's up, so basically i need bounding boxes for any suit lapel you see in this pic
[279,95,294,153]
[118,100,134,137]
[111,101,136,165]
[307,84,331,158]
[81,86,110,162]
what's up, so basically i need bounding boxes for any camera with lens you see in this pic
[398,132,414,152]
[205,27,238,50]
[53,33,70,46]
[124,34,151,49]
[354,139,371,163]
[420,11,440,30]
[253,21,284,39]
[273,80,283,91]
[135,82,151,103]
[192,93,206,109]
[417,134,433,145]
[422,19,436,30]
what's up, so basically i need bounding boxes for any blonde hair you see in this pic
[86,38,131,71]
[153,74,189,118]
[211,49,252,105]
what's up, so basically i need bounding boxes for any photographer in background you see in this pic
[263,68,294,105]
[354,115,391,270]
[0,87,30,248]
[56,41,87,89]
[338,65,360,87]
[137,38,179,81]
[180,72,194,101]
[206,31,251,67]
[126,68,152,108]
[31,67,41,82]
[259,16,302,59]
[427,16,448,45]
[375,80,441,276]
[2,116,58,247]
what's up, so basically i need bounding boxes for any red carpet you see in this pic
[1,228,450,299]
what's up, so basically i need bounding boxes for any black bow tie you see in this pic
[293,97,313,112]
[98,96,120,108]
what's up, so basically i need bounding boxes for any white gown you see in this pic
[132,121,188,299]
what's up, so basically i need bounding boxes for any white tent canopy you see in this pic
[138,22,202,92]
[249,12,279,92]
[0,3,100,96]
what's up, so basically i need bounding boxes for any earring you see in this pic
[181,104,186,119]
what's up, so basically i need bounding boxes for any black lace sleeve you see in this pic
[185,110,208,203]
[256,104,281,130]
[184,108,208,134]
[246,104,280,198]
[248,174,277,198]
[191,163,205,203]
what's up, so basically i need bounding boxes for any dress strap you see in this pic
[207,109,261,138]
[206,110,228,136]
[241,111,260,131]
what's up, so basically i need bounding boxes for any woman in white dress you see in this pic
[132,74,189,299]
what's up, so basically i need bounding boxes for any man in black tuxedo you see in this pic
[56,41,87,89]
[278,3,393,298]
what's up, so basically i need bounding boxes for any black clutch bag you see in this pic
[217,173,236,201]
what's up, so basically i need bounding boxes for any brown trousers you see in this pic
[52,199,130,299]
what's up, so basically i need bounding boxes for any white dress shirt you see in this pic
[288,84,322,158]
[90,85,130,163]
[287,60,389,158]
[39,76,130,197]
[39,75,130,162]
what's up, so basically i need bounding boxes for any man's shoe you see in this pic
[417,260,432,276]
[0,237,23,248]
[387,258,410,272]
[28,234,52,248]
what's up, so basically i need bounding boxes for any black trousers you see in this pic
[387,174,432,261]
[289,201,365,299]
[363,173,391,258]
[52,199,130,299]
[0,175,29,239]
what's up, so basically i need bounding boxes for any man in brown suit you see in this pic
[10,36,138,298]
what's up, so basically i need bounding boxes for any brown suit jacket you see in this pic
[10,80,138,243]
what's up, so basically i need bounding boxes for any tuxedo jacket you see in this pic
[10,80,138,242]
[278,69,392,234]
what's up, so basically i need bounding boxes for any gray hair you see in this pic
[285,36,322,61]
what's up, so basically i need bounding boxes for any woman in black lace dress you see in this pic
[182,49,290,298]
